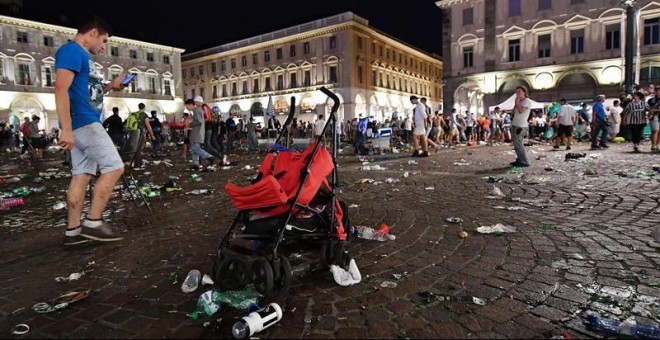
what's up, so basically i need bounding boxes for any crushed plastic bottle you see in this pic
[197,290,222,316]
[352,224,395,241]
[0,197,25,211]
[188,189,212,195]
[11,187,31,197]
[445,217,463,224]
[181,269,201,293]
[584,313,660,338]
[30,186,46,193]
[4,177,21,184]
[617,319,660,338]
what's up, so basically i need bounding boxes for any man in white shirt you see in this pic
[510,86,531,167]
[553,98,577,150]
[608,100,623,141]
[410,95,429,157]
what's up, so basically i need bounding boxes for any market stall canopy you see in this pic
[489,94,547,112]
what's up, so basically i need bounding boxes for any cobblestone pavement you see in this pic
[1,141,659,339]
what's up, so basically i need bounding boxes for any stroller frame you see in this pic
[214,87,349,296]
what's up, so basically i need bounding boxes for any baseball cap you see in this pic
[194,96,204,103]
[410,95,419,101]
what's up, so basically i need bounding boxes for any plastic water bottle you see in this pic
[353,225,395,241]
[584,313,619,333]
[617,319,660,338]
[0,197,25,211]
[231,303,282,339]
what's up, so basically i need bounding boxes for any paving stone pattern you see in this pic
[1,142,659,338]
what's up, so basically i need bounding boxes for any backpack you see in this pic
[202,104,212,123]
[125,112,140,131]
[227,118,236,131]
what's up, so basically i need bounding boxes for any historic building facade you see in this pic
[182,12,443,124]
[437,0,660,114]
[0,15,185,131]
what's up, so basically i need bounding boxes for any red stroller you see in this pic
[212,87,352,297]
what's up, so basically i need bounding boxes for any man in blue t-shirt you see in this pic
[591,95,609,150]
[55,17,127,246]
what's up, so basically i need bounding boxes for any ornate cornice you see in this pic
[435,0,474,9]
[0,15,185,54]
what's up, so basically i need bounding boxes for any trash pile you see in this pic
[352,223,396,241]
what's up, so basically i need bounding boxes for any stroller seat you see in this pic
[225,175,288,211]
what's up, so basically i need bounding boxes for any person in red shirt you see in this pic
[19,117,31,155]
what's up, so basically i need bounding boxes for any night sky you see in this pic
[9,0,443,56]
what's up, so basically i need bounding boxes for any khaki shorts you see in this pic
[71,122,124,176]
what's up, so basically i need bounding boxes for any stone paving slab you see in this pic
[1,142,660,338]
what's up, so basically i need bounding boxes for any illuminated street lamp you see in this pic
[622,0,637,95]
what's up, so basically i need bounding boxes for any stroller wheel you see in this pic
[252,257,274,297]
[320,240,336,267]
[213,255,249,290]
[337,246,353,270]
[274,255,293,294]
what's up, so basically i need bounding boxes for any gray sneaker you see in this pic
[62,234,91,246]
[81,221,123,242]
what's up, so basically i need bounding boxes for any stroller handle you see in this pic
[321,87,339,114]
[274,96,296,146]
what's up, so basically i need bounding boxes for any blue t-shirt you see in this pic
[55,42,106,130]
[593,102,606,124]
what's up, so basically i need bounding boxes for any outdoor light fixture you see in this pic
[621,0,636,7]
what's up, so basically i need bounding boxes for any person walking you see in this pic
[609,100,623,142]
[410,95,429,157]
[103,107,124,147]
[553,98,577,151]
[19,117,31,155]
[648,87,660,151]
[510,86,531,167]
[187,98,215,170]
[148,111,162,158]
[591,95,610,150]
[55,16,126,245]
[622,91,650,153]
